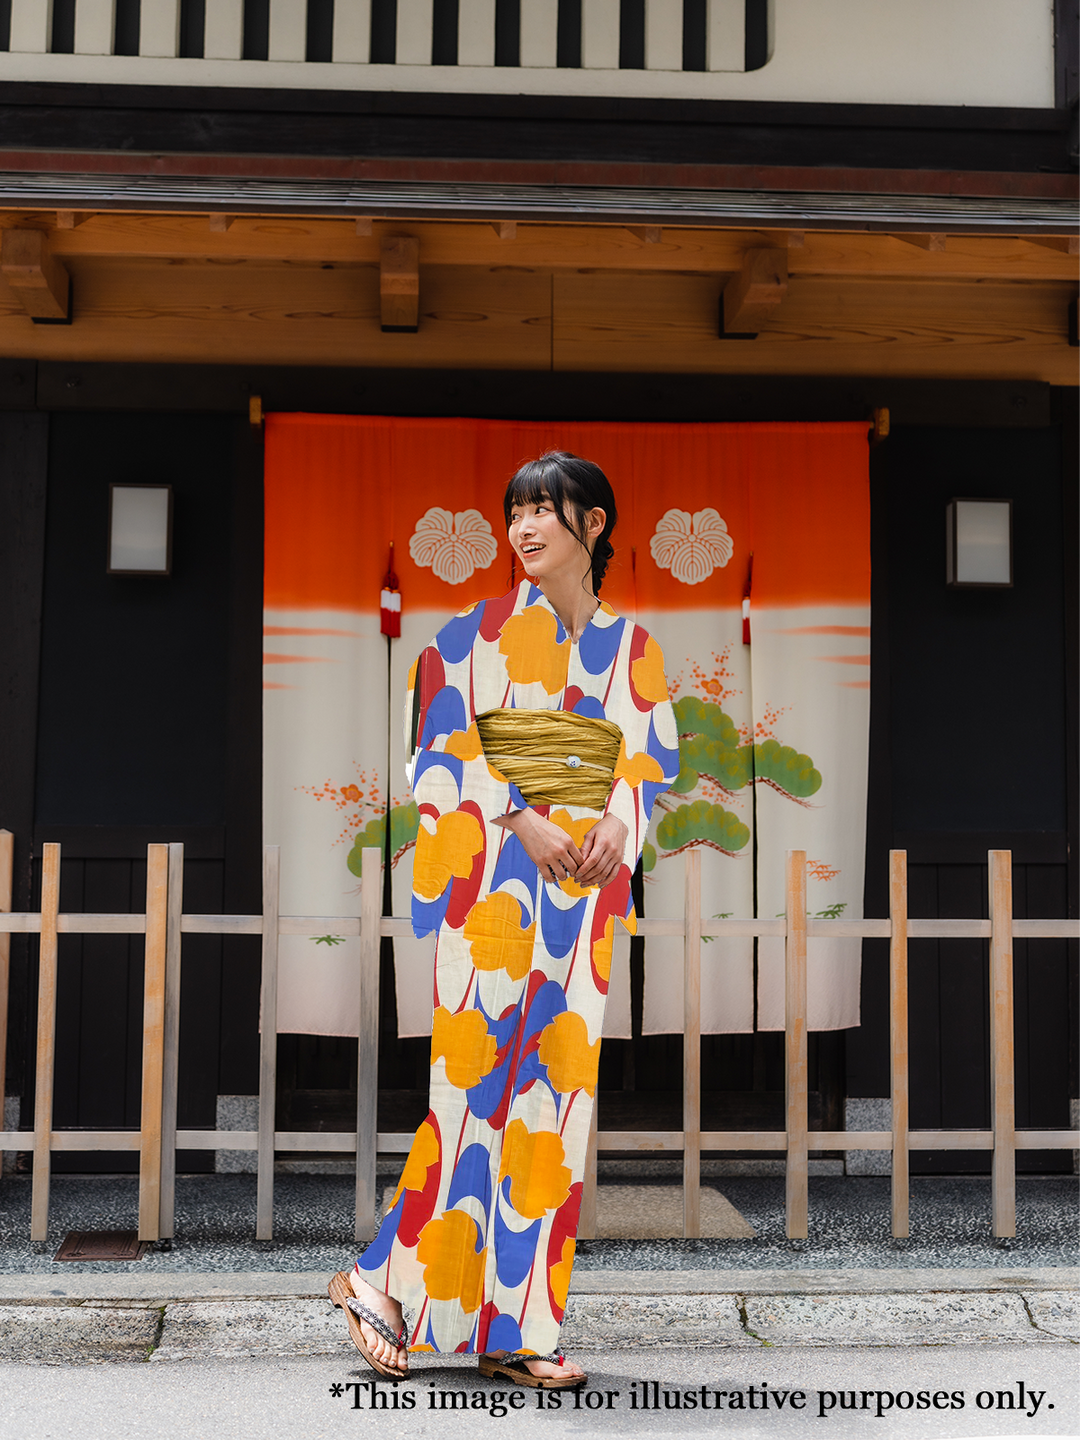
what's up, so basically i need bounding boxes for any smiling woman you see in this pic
[331,450,680,1387]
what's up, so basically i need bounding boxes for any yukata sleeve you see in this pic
[403,615,526,938]
[604,629,681,869]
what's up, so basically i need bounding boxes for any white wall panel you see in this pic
[9,0,53,53]
[74,0,116,55]
[706,0,743,72]
[268,0,308,61]
[332,0,371,62]
[204,0,245,60]
[139,0,181,58]
[457,0,495,66]
[520,0,558,68]
[645,0,683,72]
[396,0,434,65]
[582,0,619,68]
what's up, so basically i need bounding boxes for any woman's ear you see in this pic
[585,507,606,541]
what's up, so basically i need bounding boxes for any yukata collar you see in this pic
[518,580,620,642]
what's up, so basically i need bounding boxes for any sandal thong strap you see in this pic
[502,1352,565,1368]
[346,1297,410,1351]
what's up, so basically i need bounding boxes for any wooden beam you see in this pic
[56,211,93,230]
[492,221,517,240]
[1,229,70,321]
[896,233,947,251]
[208,214,234,233]
[627,226,662,244]
[355,217,373,237]
[380,236,420,333]
[722,247,788,336]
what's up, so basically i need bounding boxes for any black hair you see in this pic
[503,451,617,595]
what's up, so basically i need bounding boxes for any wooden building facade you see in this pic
[0,0,1075,1178]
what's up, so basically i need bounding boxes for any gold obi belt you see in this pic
[475,708,623,810]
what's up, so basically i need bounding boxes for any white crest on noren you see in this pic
[649,508,734,585]
[409,507,498,585]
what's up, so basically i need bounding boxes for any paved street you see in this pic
[1,1344,1077,1440]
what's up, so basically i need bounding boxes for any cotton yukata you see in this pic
[356,580,679,1356]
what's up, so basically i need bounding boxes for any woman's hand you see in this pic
[495,809,584,885]
[575,814,628,889]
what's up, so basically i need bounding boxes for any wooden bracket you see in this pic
[869,406,890,445]
[720,247,788,338]
[56,211,92,230]
[1,228,71,323]
[895,233,947,251]
[355,217,374,237]
[249,395,264,428]
[380,236,420,333]
[492,221,517,240]
[1027,235,1079,255]
[786,230,806,249]
[627,226,662,244]
[208,214,235,233]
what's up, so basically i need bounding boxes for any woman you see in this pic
[329,452,680,1387]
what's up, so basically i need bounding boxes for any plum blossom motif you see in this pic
[409,507,498,585]
[649,508,734,585]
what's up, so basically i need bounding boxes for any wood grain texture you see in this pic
[380,235,420,332]
[256,846,280,1242]
[138,844,169,1243]
[26,214,1079,282]
[889,849,909,1239]
[683,849,701,1239]
[0,259,552,369]
[723,247,788,332]
[1,228,69,318]
[355,847,381,1243]
[30,843,60,1243]
[784,848,808,1241]
[989,849,1016,1238]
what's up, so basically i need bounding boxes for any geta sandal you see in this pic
[327,1271,409,1379]
[477,1352,586,1390]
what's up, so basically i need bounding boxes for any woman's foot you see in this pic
[348,1269,409,1373]
[483,1350,586,1383]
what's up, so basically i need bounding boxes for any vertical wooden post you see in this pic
[889,849,910,1239]
[159,843,184,1240]
[0,831,13,1143]
[30,843,61,1244]
[256,846,280,1242]
[138,845,169,1242]
[578,1101,598,1239]
[785,849,808,1240]
[355,847,381,1243]
[683,848,702,1238]
[989,849,1016,1238]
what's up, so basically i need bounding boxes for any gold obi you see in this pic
[475,708,623,810]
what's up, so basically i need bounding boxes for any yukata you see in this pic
[356,579,679,1356]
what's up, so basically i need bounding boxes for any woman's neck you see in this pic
[533,574,599,642]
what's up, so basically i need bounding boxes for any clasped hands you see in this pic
[494,809,628,889]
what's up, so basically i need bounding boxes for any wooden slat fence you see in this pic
[0,833,1076,1246]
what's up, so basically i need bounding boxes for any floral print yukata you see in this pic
[356,580,679,1355]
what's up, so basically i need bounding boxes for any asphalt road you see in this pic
[1,1344,1076,1440]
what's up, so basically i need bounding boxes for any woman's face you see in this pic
[507,492,604,584]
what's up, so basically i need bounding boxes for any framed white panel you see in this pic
[520,0,558,68]
[645,0,683,71]
[268,0,308,61]
[396,0,434,65]
[946,499,1013,587]
[204,0,244,59]
[581,0,620,68]
[74,0,117,55]
[332,0,371,62]
[457,0,495,65]
[9,0,54,53]
[706,0,745,71]
[107,485,173,576]
[139,0,181,57]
